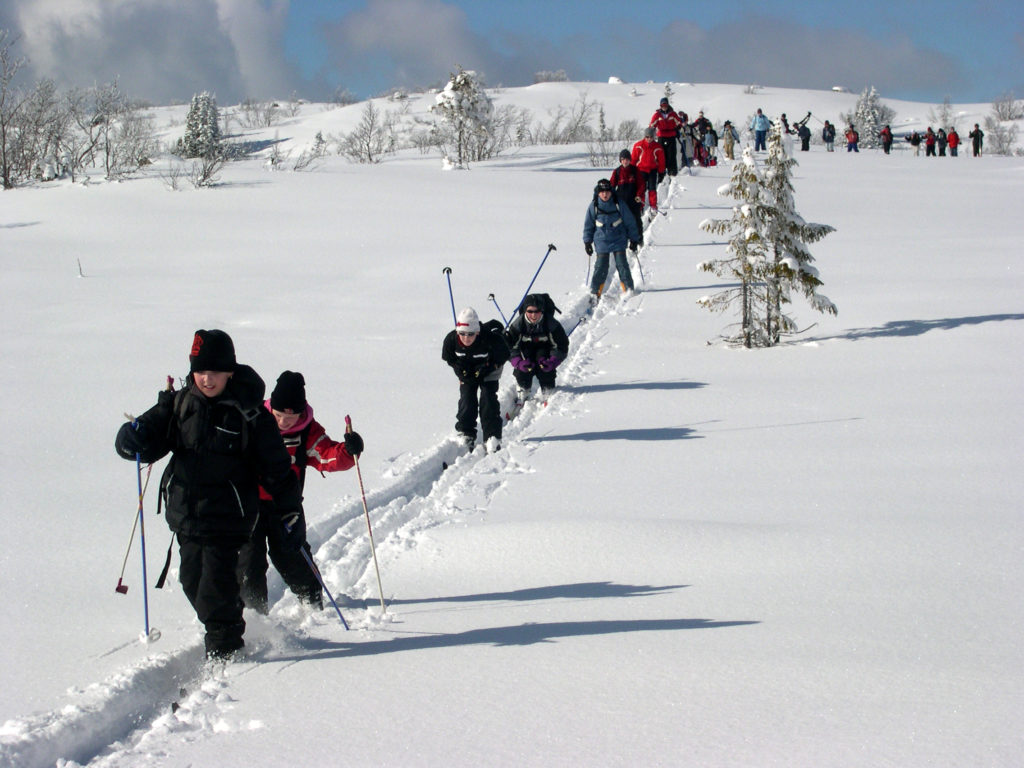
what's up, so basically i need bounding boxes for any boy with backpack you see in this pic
[505,293,570,404]
[441,307,511,453]
[237,370,363,614]
[583,178,640,300]
[114,329,302,661]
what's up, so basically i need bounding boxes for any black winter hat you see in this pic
[270,370,306,413]
[189,329,236,372]
[619,149,631,161]
[523,294,544,313]
[594,178,612,194]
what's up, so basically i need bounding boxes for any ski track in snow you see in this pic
[0,178,685,768]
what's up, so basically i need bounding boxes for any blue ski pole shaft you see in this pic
[487,294,509,326]
[299,548,349,630]
[512,243,556,324]
[134,434,151,638]
[633,249,646,285]
[442,267,456,326]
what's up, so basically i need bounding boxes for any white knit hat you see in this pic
[456,307,480,334]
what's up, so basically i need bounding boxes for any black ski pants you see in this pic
[178,534,247,658]
[456,379,501,441]
[513,367,557,392]
[238,502,322,614]
[658,136,678,176]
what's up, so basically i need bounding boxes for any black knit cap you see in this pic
[619,149,631,160]
[594,178,612,194]
[189,329,236,373]
[270,370,306,413]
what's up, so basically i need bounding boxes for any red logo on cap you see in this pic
[190,333,203,357]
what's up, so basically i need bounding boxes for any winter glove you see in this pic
[510,355,534,373]
[657,172,665,184]
[584,243,594,256]
[537,356,561,373]
[628,240,638,253]
[280,510,306,552]
[344,430,364,457]
[114,421,147,460]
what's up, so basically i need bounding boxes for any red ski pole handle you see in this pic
[345,414,353,434]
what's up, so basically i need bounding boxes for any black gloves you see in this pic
[584,243,594,256]
[344,431,364,457]
[281,511,306,552]
[629,240,638,253]
[114,421,146,460]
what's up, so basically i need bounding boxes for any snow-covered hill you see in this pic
[1,81,1021,767]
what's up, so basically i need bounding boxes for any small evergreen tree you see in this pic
[180,91,221,159]
[431,66,492,168]
[698,147,772,348]
[845,86,895,149]
[760,124,837,343]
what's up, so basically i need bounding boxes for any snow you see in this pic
[1,81,1022,767]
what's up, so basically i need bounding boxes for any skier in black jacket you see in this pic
[505,293,570,403]
[441,307,511,453]
[115,329,303,660]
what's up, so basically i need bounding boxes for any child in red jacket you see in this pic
[237,370,363,613]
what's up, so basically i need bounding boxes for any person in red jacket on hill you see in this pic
[237,370,363,614]
[649,97,685,176]
[631,127,667,217]
[947,127,960,157]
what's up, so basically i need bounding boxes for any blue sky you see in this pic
[2,0,1021,105]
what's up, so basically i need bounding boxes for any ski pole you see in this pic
[512,243,556,324]
[442,266,456,326]
[585,252,592,287]
[633,248,646,285]
[115,460,153,594]
[487,293,509,326]
[298,547,349,630]
[347,415,387,615]
[131,420,159,643]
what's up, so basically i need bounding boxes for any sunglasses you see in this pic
[525,308,542,315]
[457,331,478,337]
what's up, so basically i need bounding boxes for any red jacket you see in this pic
[610,163,643,201]
[631,138,666,174]
[258,402,354,500]
[947,131,960,148]
[649,109,683,138]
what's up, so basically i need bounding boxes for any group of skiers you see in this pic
[123,95,991,663]
[442,295,570,456]
[904,124,984,157]
[115,330,364,660]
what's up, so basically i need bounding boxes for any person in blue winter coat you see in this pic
[583,178,640,299]
[750,108,771,151]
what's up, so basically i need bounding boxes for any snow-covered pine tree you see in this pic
[180,91,221,159]
[761,123,837,343]
[431,67,493,168]
[698,147,773,348]
[846,86,895,149]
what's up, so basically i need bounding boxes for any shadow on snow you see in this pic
[816,313,1024,341]
[267,616,760,661]
[524,426,701,443]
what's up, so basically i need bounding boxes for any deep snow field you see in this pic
[1,81,1022,767]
